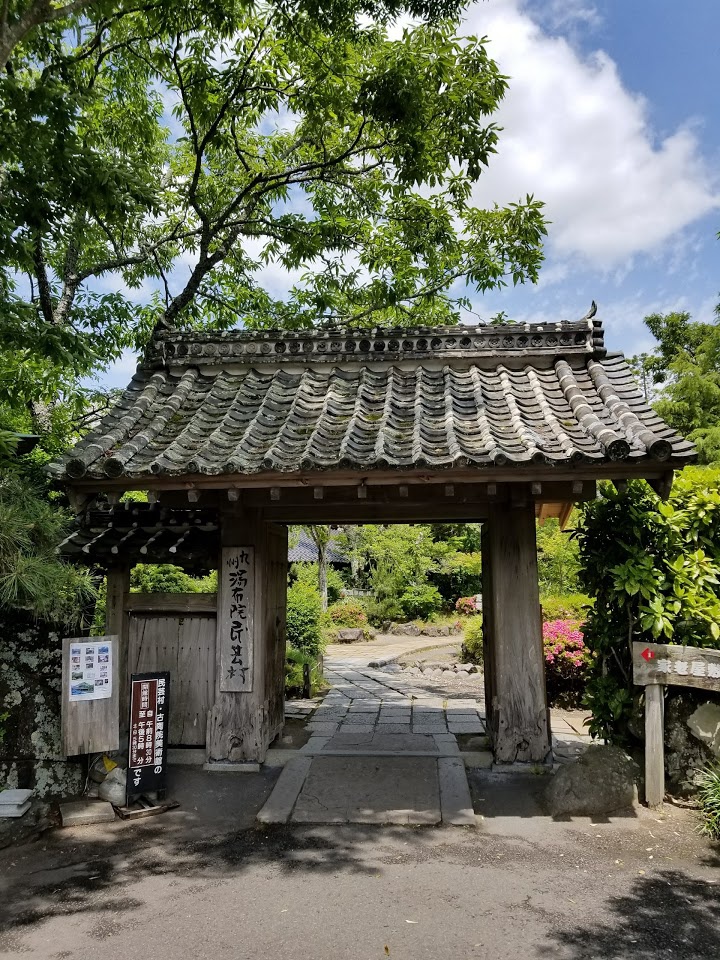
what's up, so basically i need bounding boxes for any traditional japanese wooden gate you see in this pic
[126,594,216,748]
[56,320,695,767]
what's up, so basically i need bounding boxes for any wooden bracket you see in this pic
[648,472,674,501]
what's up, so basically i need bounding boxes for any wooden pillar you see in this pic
[644,684,665,808]
[105,566,130,740]
[484,501,550,764]
[480,524,496,743]
[207,508,288,764]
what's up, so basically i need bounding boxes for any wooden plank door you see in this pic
[128,612,216,746]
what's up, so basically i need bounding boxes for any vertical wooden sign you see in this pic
[219,546,254,692]
[127,671,170,802]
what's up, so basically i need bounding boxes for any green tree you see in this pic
[633,311,720,463]
[0,466,96,624]
[536,518,581,596]
[1,1,546,423]
[305,524,331,611]
[575,470,720,743]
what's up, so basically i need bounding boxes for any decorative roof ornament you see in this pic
[142,319,605,370]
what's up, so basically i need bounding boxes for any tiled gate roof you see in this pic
[52,321,694,482]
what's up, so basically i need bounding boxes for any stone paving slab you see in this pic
[257,756,313,823]
[291,756,442,825]
[325,731,440,754]
[438,757,476,825]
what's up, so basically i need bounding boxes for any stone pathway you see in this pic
[261,639,593,825]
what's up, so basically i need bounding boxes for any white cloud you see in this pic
[528,0,602,34]
[463,0,720,269]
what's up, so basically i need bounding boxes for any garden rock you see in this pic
[336,628,364,642]
[546,744,639,816]
[665,690,716,796]
[394,623,421,636]
[687,702,720,758]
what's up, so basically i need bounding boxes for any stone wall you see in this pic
[0,613,84,799]
[665,689,720,796]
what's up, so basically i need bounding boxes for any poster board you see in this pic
[61,635,120,756]
[127,672,170,802]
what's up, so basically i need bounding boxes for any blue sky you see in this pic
[97,0,720,389]
[467,0,720,356]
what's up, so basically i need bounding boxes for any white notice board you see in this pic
[61,635,120,756]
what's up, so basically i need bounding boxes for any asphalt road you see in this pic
[0,768,718,960]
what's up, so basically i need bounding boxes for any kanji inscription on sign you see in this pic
[633,642,720,692]
[127,671,169,802]
[219,546,254,692]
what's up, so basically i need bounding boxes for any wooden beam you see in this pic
[105,566,130,740]
[444,484,454,497]
[124,592,217,613]
[67,460,686,495]
[558,502,574,529]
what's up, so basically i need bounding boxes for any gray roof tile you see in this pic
[53,322,695,481]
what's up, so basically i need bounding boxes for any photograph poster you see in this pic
[68,640,113,701]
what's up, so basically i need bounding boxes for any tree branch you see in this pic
[31,232,55,324]
[1,0,93,70]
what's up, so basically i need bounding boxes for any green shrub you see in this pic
[365,596,404,627]
[131,563,202,594]
[286,581,324,656]
[432,550,481,602]
[327,599,367,627]
[543,619,592,709]
[461,617,483,664]
[540,593,592,621]
[697,763,720,840]
[400,584,442,620]
[285,646,324,698]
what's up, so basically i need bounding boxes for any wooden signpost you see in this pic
[633,641,720,808]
